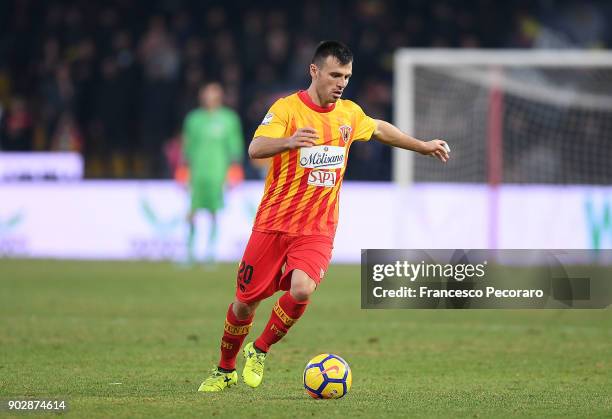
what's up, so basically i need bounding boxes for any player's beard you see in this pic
[316,85,340,104]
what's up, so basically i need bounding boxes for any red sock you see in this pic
[255,291,309,352]
[218,304,253,370]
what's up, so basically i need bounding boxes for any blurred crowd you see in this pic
[0,0,610,179]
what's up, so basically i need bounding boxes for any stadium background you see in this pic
[2,0,610,180]
[1,1,611,418]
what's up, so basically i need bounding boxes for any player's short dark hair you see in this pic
[312,41,353,67]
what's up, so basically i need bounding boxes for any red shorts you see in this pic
[235,230,334,304]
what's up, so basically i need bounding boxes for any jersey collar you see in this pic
[298,90,336,113]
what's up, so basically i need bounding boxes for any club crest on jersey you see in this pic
[338,125,352,145]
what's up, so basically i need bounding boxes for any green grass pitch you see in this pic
[1,260,610,418]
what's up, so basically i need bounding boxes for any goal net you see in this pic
[393,50,612,186]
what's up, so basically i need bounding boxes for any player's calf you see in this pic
[218,302,255,371]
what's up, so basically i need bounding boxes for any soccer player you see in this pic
[198,41,449,391]
[182,82,244,264]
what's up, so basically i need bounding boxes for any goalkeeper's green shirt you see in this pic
[182,107,244,183]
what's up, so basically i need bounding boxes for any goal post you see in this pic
[393,49,612,186]
[392,49,612,249]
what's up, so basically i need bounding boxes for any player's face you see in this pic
[200,84,224,109]
[311,56,352,104]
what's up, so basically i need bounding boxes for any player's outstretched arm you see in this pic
[248,128,319,159]
[373,119,450,163]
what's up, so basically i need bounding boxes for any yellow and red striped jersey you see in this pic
[252,90,376,238]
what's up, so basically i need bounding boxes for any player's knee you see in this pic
[290,274,316,301]
[291,284,315,301]
[232,300,258,320]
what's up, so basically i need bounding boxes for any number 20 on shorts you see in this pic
[237,261,254,292]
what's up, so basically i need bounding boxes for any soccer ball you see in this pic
[303,353,352,399]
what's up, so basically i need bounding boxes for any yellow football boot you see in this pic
[242,342,267,388]
[198,367,238,392]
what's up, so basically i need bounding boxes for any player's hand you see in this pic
[287,127,318,150]
[420,139,450,163]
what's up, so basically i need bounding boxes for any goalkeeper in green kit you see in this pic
[182,82,244,264]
